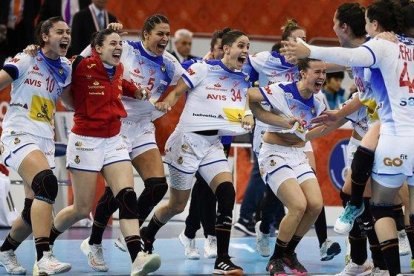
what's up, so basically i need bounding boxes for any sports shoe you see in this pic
[140,227,155,254]
[80,238,108,272]
[204,235,217,259]
[114,234,127,252]
[32,251,71,275]
[266,258,287,276]
[335,260,373,276]
[334,203,365,235]
[131,251,161,276]
[320,239,341,261]
[213,256,243,275]
[234,217,256,236]
[178,231,200,260]
[398,230,410,256]
[369,267,389,276]
[282,253,307,276]
[255,221,270,257]
[0,249,26,275]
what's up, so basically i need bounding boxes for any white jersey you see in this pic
[309,35,414,136]
[344,93,369,137]
[247,51,298,86]
[259,81,326,137]
[177,60,251,136]
[121,41,185,122]
[366,36,414,135]
[2,51,72,139]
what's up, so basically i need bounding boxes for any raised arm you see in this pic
[154,78,190,112]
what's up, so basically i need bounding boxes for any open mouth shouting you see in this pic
[112,50,122,64]
[314,79,325,92]
[59,41,69,51]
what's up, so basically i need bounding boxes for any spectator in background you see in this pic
[322,71,346,109]
[170,28,199,63]
[0,0,41,68]
[70,0,117,55]
[37,0,91,26]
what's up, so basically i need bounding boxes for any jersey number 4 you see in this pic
[400,62,414,93]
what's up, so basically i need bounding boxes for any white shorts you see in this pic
[258,142,315,195]
[164,131,230,190]
[121,119,158,160]
[372,134,414,188]
[66,133,131,172]
[345,136,361,169]
[1,132,55,171]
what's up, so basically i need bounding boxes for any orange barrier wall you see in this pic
[108,0,370,40]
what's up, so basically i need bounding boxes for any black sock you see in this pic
[349,146,374,207]
[125,235,141,261]
[367,228,387,270]
[146,215,165,240]
[271,238,288,259]
[285,235,302,255]
[49,225,62,245]
[380,238,400,276]
[349,235,367,265]
[0,234,21,252]
[393,204,404,231]
[314,206,327,247]
[89,187,118,245]
[35,237,50,261]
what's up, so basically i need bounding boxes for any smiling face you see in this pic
[222,35,249,71]
[41,21,71,58]
[143,22,170,56]
[95,32,122,66]
[300,60,327,93]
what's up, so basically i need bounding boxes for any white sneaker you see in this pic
[203,235,217,259]
[335,260,373,276]
[398,230,411,256]
[114,234,127,252]
[370,267,389,276]
[80,238,108,272]
[320,239,341,261]
[178,231,200,260]
[32,251,71,275]
[131,251,161,276]
[0,250,26,275]
[334,203,365,235]
[255,221,270,257]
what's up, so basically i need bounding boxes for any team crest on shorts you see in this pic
[177,156,183,164]
[74,155,80,164]
[14,138,20,145]
[270,159,276,166]
[75,141,82,147]
[181,144,189,151]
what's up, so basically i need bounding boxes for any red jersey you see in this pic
[71,53,127,138]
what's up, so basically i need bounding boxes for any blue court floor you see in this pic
[0,225,412,275]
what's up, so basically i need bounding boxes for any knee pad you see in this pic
[143,177,168,206]
[21,198,33,226]
[97,187,119,215]
[392,204,405,231]
[215,182,235,228]
[340,190,351,208]
[351,146,375,185]
[115,187,138,219]
[371,204,395,222]
[31,169,58,204]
